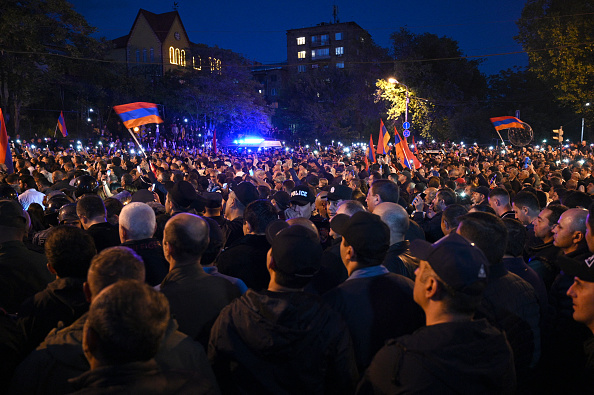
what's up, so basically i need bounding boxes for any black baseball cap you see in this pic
[266,223,322,278]
[330,211,390,262]
[0,200,26,230]
[327,184,352,201]
[410,233,489,295]
[167,181,197,208]
[290,185,315,205]
[231,182,259,207]
[558,255,594,282]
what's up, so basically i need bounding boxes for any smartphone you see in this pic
[107,170,111,176]
[152,183,156,191]
[249,169,254,176]
[137,165,141,172]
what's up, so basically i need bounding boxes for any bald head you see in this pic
[562,208,589,234]
[163,213,210,263]
[373,202,409,244]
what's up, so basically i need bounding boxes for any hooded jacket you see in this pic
[208,289,358,395]
[357,319,516,395]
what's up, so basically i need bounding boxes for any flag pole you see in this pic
[54,123,58,138]
[127,128,147,158]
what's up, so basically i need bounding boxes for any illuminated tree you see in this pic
[516,0,594,121]
[375,78,432,138]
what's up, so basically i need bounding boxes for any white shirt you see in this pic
[18,188,45,210]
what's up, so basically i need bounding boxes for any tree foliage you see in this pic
[516,0,594,120]
[0,0,100,133]
[384,28,488,141]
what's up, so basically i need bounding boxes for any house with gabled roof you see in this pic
[109,8,192,75]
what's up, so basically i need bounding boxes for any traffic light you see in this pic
[553,127,564,142]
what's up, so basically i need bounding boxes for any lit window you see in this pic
[136,50,140,63]
[180,49,186,67]
[336,47,344,56]
[193,56,201,70]
[336,62,344,69]
[312,64,319,69]
[321,34,329,44]
[311,36,317,44]
[297,37,305,45]
[297,65,306,73]
[143,49,147,62]
[298,51,306,59]
[312,48,329,58]
[335,32,342,40]
[271,88,277,96]
[150,48,154,62]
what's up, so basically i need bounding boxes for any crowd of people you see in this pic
[2,136,594,394]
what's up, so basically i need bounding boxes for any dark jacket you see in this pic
[475,262,541,381]
[357,319,516,395]
[18,277,88,352]
[0,240,54,313]
[121,238,169,286]
[85,222,120,252]
[323,271,424,373]
[412,211,444,243]
[216,234,270,291]
[382,241,419,280]
[160,264,240,348]
[209,289,358,395]
[306,240,348,295]
[9,315,216,395]
[526,241,561,291]
[68,360,218,395]
[220,217,244,249]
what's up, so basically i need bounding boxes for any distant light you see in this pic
[109,143,114,148]
[285,147,289,151]
[542,139,547,143]
[87,118,91,122]
[460,141,464,145]
[432,140,435,144]
[535,145,539,149]
[77,141,81,144]
[566,138,570,142]
[98,141,102,145]
[501,150,506,155]
[489,146,494,150]
[16,139,21,144]
[198,134,201,137]
[410,144,414,149]
[586,102,591,106]
[343,147,350,153]
[133,127,139,132]
[313,150,319,155]
[579,160,585,165]
[89,108,94,113]
[305,145,309,149]
[31,144,36,149]
[418,141,423,145]
[130,149,135,154]
[563,158,569,163]
[184,118,188,123]
[473,142,477,145]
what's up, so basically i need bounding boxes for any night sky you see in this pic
[69,0,528,76]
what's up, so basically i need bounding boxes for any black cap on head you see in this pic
[168,181,197,208]
[327,184,352,201]
[272,191,290,211]
[266,224,322,278]
[0,199,27,230]
[131,189,155,203]
[410,233,489,295]
[330,211,390,262]
[559,255,594,283]
[232,182,259,207]
[289,185,315,205]
[203,192,223,209]
[474,186,490,198]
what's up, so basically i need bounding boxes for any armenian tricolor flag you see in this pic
[0,109,14,173]
[490,116,524,131]
[57,111,68,137]
[113,102,163,129]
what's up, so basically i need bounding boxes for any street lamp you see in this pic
[388,78,409,124]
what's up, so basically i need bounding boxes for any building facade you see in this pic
[286,22,373,74]
[109,9,223,77]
